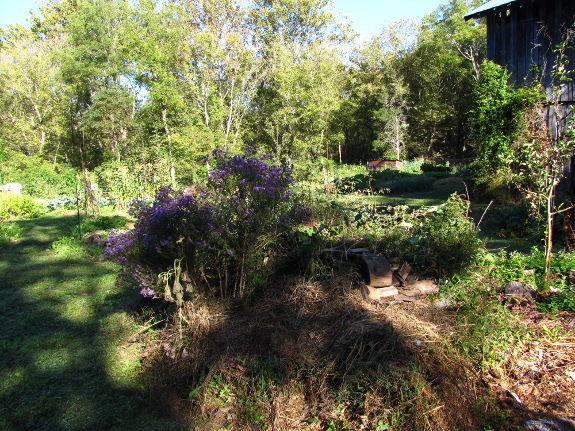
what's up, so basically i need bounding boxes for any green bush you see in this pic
[334,171,422,194]
[483,204,536,238]
[333,173,370,193]
[422,171,453,180]
[0,150,77,198]
[409,194,484,276]
[402,159,424,173]
[0,221,24,248]
[0,194,45,219]
[420,163,453,174]
[306,194,483,279]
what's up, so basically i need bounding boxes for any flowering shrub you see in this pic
[105,148,306,302]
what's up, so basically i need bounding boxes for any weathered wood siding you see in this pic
[484,0,575,200]
[486,0,575,102]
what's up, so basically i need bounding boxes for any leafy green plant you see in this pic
[509,37,575,287]
[0,149,77,199]
[0,220,24,248]
[420,163,453,174]
[471,60,542,199]
[539,289,575,312]
[0,194,45,219]
[483,204,537,239]
[409,194,484,276]
[94,160,164,208]
[46,195,80,211]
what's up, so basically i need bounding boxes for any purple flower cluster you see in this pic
[105,148,306,299]
[104,186,219,293]
[205,148,296,230]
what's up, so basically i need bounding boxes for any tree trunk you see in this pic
[202,85,210,128]
[544,191,554,289]
[224,79,235,147]
[79,131,97,215]
[395,116,401,160]
[161,107,176,187]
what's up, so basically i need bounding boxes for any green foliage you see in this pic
[313,193,482,278]
[456,292,523,366]
[0,220,24,248]
[422,171,453,180]
[334,171,434,195]
[409,194,483,276]
[471,61,542,197]
[401,159,424,173]
[94,160,166,207]
[539,288,575,312]
[420,162,453,173]
[483,204,537,239]
[0,0,489,181]
[402,0,485,159]
[475,248,575,312]
[0,194,45,219]
[45,195,80,210]
[0,150,77,198]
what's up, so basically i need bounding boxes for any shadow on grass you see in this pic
[0,216,184,431]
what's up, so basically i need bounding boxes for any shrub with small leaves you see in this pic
[0,221,23,248]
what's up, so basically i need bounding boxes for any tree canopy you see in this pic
[0,0,486,182]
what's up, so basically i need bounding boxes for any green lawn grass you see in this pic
[0,215,183,431]
[349,180,469,208]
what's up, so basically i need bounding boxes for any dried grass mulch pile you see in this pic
[484,308,575,428]
[133,272,528,431]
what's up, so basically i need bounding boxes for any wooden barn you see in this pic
[465,0,575,198]
[465,0,575,90]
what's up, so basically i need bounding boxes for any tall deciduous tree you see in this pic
[246,40,344,160]
[403,0,485,158]
[340,20,416,162]
[246,0,346,159]
[0,26,65,158]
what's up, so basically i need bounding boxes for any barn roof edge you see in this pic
[464,0,522,20]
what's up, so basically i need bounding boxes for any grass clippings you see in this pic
[139,272,510,431]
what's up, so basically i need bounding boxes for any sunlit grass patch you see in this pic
[0,214,184,430]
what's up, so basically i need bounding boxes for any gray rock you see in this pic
[526,418,575,431]
[504,281,536,305]
[433,299,452,309]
